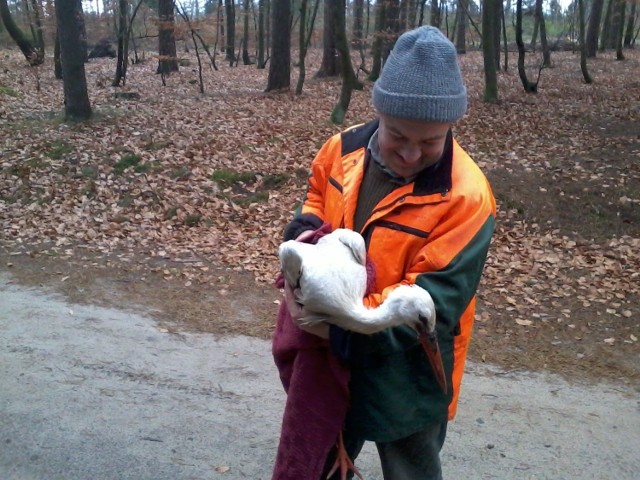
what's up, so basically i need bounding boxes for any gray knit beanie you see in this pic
[372,26,467,123]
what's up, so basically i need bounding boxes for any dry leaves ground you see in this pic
[1,47,638,389]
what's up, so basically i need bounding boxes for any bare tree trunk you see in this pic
[368,0,387,81]
[455,0,466,53]
[623,1,636,47]
[54,31,62,79]
[383,0,401,61]
[418,0,426,25]
[176,3,206,92]
[331,0,363,123]
[113,0,128,86]
[600,0,614,50]
[296,0,321,93]
[614,0,626,59]
[225,0,235,63]
[157,0,179,74]
[493,0,501,68]
[456,0,482,43]
[55,0,92,121]
[265,0,271,54]
[516,0,537,92]
[353,0,368,74]
[316,0,340,77]
[296,0,309,94]
[0,0,44,65]
[125,0,145,65]
[218,0,225,52]
[482,0,498,102]
[257,0,265,67]
[586,0,605,56]
[353,0,364,49]
[265,0,290,91]
[399,0,409,29]
[430,0,440,27]
[530,4,539,51]
[242,0,251,64]
[29,0,45,53]
[577,0,593,83]
[407,0,417,28]
[535,0,551,66]
[365,0,371,39]
[502,0,508,71]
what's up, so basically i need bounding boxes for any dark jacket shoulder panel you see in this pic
[413,129,453,196]
[340,119,380,156]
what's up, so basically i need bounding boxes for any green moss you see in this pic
[0,85,20,97]
[236,191,269,205]
[165,206,179,220]
[262,173,289,188]
[47,141,73,160]
[133,162,151,173]
[113,153,141,175]
[118,193,133,208]
[81,165,99,179]
[184,214,201,226]
[210,168,256,188]
[170,166,191,180]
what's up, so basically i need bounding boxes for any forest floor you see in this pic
[1,47,639,390]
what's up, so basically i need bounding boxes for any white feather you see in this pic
[278,229,436,335]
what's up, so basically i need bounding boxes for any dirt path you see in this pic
[2,272,639,480]
[2,245,638,391]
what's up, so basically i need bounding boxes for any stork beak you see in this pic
[417,317,447,394]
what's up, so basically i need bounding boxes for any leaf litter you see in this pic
[1,48,638,388]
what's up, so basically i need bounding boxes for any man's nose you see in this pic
[399,144,421,163]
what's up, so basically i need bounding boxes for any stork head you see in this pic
[386,284,436,333]
[416,313,434,335]
[387,285,446,393]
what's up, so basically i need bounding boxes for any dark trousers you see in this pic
[322,421,448,480]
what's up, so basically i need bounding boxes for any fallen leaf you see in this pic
[516,318,533,326]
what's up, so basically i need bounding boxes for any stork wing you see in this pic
[278,241,304,288]
[333,229,366,266]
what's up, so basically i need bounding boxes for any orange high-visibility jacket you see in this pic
[286,120,496,442]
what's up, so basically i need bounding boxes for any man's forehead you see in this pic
[382,116,450,139]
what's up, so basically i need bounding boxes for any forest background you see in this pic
[1,0,638,391]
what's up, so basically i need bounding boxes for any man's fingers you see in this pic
[283,281,304,319]
[295,229,316,243]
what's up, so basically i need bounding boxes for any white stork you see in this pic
[278,228,448,480]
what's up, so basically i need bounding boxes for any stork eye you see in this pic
[416,314,429,334]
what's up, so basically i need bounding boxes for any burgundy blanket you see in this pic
[271,224,374,480]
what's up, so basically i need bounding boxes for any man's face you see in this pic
[377,114,451,179]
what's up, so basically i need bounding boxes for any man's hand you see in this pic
[295,229,317,242]
[283,280,329,339]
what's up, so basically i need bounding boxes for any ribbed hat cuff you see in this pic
[372,85,467,123]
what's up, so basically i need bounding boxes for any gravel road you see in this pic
[1,273,638,480]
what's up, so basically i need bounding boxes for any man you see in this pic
[282,26,496,479]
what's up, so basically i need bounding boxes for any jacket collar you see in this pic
[413,129,453,196]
